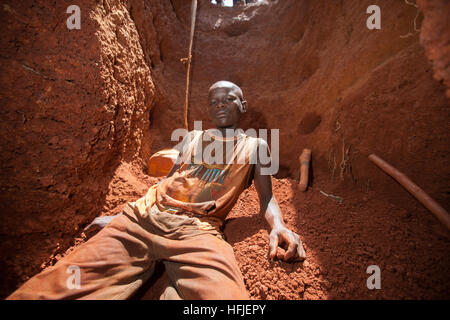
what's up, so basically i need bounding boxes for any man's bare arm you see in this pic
[253,139,306,262]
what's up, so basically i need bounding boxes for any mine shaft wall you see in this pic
[0,0,155,297]
[0,0,448,298]
[144,0,449,206]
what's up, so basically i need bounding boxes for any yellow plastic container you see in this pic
[147,148,180,177]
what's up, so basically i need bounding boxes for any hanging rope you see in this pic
[183,0,198,131]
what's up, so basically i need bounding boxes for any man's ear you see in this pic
[239,100,248,113]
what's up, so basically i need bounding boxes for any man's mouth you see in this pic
[216,112,228,119]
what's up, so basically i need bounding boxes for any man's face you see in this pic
[207,87,246,128]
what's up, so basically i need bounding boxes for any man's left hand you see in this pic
[269,227,306,262]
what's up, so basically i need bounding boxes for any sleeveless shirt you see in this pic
[155,129,260,221]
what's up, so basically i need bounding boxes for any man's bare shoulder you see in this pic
[244,135,268,151]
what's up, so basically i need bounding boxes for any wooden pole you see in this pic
[298,149,312,192]
[368,153,450,231]
[184,0,198,131]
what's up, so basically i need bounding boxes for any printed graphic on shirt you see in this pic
[186,162,230,184]
[159,133,257,218]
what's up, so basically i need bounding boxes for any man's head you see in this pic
[208,81,247,129]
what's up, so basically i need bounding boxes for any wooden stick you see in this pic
[298,149,312,192]
[369,153,450,231]
[183,0,198,131]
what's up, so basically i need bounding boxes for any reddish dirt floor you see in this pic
[34,165,449,300]
[226,177,450,300]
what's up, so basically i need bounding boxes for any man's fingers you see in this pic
[284,241,298,261]
[269,234,278,259]
[297,240,306,261]
[270,231,307,262]
[276,247,285,260]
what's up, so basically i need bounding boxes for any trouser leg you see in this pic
[7,211,156,300]
[160,282,182,300]
[160,234,249,300]
[7,199,249,300]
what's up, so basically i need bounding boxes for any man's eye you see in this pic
[227,97,234,102]
[210,100,216,105]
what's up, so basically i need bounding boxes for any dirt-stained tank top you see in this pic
[155,129,260,221]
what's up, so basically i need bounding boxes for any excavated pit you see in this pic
[0,0,449,299]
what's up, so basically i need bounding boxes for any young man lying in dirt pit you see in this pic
[7,80,306,300]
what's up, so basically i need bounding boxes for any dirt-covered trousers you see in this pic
[6,204,249,300]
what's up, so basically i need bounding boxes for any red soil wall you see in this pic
[0,0,154,297]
